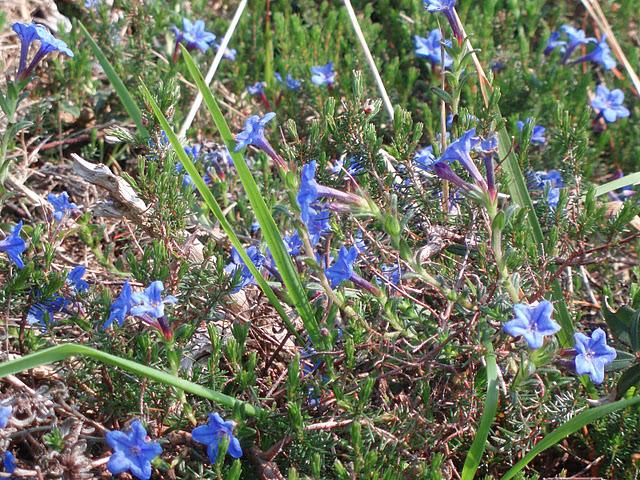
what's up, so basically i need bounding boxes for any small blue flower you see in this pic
[544,31,566,56]
[532,170,564,209]
[284,232,303,256]
[224,246,265,292]
[591,84,630,123]
[0,406,12,428]
[438,128,485,186]
[325,246,359,288]
[184,144,201,161]
[422,0,462,43]
[306,208,331,247]
[284,73,302,90]
[574,328,617,384]
[0,221,26,269]
[130,281,177,320]
[85,0,100,8]
[310,62,335,86]
[67,266,89,293]
[247,81,266,96]
[191,413,243,463]
[503,301,560,349]
[12,23,73,79]
[106,420,162,480]
[414,30,452,66]
[103,281,134,329]
[517,119,546,145]
[234,112,276,152]
[172,18,216,53]
[2,451,16,474]
[381,264,401,285]
[47,192,79,222]
[297,161,320,225]
[215,43,237,60]
[27,295,68,327]
[414,146,436,171]
[574,35,616,70]
[560,25,592,63]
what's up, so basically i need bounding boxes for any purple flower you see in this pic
[106,420,162,480]
[544,31,566,56]
[423,0,462,44]
[191,413,242,463]
[310,62,335,86]
[27,295,68,327]
[517,119,546,145]
[2,451,16,474]
[573,35,616,70]
[438,128,485,188]
[559,25,592,63]
[234,112,276,152]
[103,281,134,329]
[171,18,216,53]
[67,266,89,293]
[325,246,359,288]
[224,246,265,292]
[0,221,26,269]
[503,301,560,349]
[12,22,73,80]
[247,81,266,96]
[591,84,630,123]
[574,328,617,384]
[47,192,79,222]
[0,406,12,428]
[414,30,452,67]
[130,281,177,320]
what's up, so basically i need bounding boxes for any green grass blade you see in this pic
[501,395,640,480]
[78,22,148,137]
[139,83,304,345]
[0,344,259,416]
[594,171,640,197]
[461,341,499,480]
[180,47,320,344]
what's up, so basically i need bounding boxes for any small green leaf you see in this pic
[431,87,453,104]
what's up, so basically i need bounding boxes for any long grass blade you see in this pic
[594,171,640,197]
[180,47,321,344]
[461,342,499,480]
[140,83,304,345]
[0,344,259,416]
[501,395,640,479]
[78,22,148,137]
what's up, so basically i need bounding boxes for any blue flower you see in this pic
[284,73,302,90]
[247,81,266,96]
[191,413,243,463]
[12,23,73,79]
[438,128,485,187]
[414,30,452,66]
[310,62,335,86]
[0,221,26,269]
[234,112,276,152]
[532,170,564,209]
[130,281,177,320]
[381,264,401,285]
[284,232,303,256]
[543,31,566,56]
[85,0,100,7]
[224,246,265,292]
[591,84,630,123]
[325,246,359,288]
[172,18,216,53]
[297,161,320,225]
[0,406,12,428]
[47,192,79,222]
[574,328,617,384]
[215,43,237,60]
[306,208,331,246]
[2,451,16,474]
[184,144,201,161]
[414,146,436,171]
[67,266,89,293]
[103,281,134,329]
[573,35,616,70]
[503,301,560,349]
[422,1,462,43]
[106,420,162,480]
[27,295,68,327]
[517,119,546,145]
[559,25,592,63]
